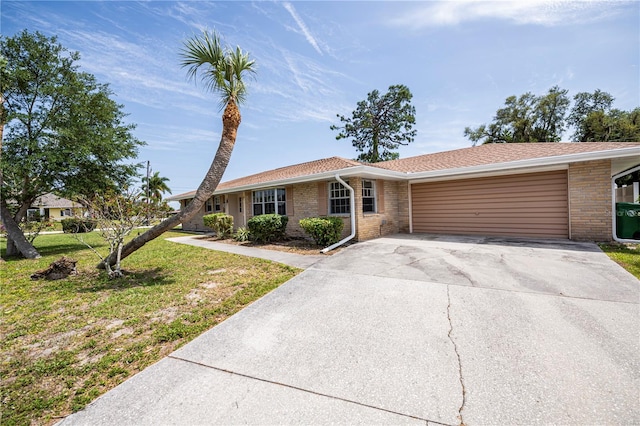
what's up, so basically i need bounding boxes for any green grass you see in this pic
[599,242,640,279]
[0,231,299,426]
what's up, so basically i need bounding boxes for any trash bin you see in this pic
[615,202,640,239]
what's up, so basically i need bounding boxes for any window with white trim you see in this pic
[205,198,213,212]
[329,181,350,214]
[253,188,286,216]
[214,196,222,212]
[362,180,376,213]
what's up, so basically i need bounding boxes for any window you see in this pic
[214,196,222,212]
[205,198,213,212]
[27,209,39,221]
[239,197,243,213]
[329,181,350,214]
[253,188,286,216]
[362,180,376,213]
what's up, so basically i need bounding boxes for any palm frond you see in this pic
[180,30,256,109]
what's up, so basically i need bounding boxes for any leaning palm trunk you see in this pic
[99,100,241,269]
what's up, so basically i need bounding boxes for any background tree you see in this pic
[568,90,640,142]
[142,171,172,202]
[331,84,416,163]
[0,30,143,258]
[464,86,569,145]
[100,29,256,269]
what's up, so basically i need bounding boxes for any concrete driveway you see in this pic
[60,234,639,425]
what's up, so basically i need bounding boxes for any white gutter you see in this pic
[321,175,356,253]
[612,164,640,243]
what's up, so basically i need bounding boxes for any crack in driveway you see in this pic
[446,285,467,426]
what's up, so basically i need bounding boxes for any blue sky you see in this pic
[2,1,639,199]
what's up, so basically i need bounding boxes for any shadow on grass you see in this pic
[78,267,175,292]
[1,242,109,262]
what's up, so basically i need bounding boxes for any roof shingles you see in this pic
[372,142,640,173]
[169,142,640,200]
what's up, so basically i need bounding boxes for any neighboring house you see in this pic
[167,142,640,242]
[29,194,85,222]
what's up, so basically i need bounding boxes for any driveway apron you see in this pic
[59,234,639,426]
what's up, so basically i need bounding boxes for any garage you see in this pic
[411,170,569,238]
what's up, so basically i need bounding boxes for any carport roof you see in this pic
[167,142,640,201]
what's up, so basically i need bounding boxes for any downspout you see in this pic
[612,164,640,243]
[321,175,356,253]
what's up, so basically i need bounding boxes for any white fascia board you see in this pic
[165,193,195,202]
[211,166,406,195]
[407,146,640,183]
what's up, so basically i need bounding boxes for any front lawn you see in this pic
[0,231,299,425]
[599,243,640,279]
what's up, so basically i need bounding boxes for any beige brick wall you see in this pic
[180,178,408,241]
[568,160,612,241]
[284,178,399,242]
[180,198,213,232]
[287,182,353,239]
[353,177,403,241]
[397,182,410,233]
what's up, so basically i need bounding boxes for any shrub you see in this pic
[247,214,288,243]
[61,218,96,233]
[203,213,234,238]
[233,227,251,242]
[299,216,344,246]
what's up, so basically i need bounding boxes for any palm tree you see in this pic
[100,30,255,269]
[142,171,172,202]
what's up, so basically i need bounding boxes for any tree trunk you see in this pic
[1,202,41,259]
[99,100,241,269]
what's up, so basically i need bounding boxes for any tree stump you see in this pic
[31,256,78,280]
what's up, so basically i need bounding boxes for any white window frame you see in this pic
[205,198,213,213]
[214,196,222,212]
[362,179,377,213]
[252,188,286,216]
[329,181,350,215]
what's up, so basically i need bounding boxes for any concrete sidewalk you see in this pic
[58,234,640,425]
[165,235,327,269]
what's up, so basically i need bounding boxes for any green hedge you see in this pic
[61,218,96,233]
[203,213,234,238]
[299,216,344,246]
[247,214,288,243]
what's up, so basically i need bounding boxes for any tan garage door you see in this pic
[411,170,569,238]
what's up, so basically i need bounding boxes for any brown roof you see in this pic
[32,193,82,209]
[169,157,363,199]
[168,142,640,200]
[217,156,362,190]
[373,142,640,173]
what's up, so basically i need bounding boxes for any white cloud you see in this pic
[282,2,323,55]
[389,0,630,29]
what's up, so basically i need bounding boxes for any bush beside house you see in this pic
[203,213,234,238]
[299,217,344,246]
[247,214,288,243]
